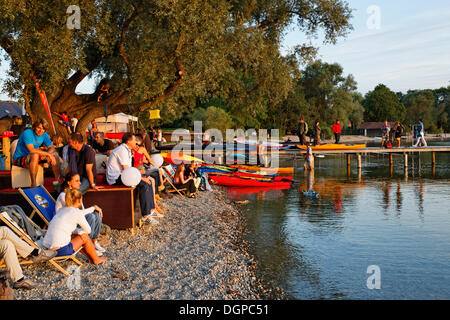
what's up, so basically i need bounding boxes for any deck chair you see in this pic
[161,165,186,198]
[0,211,83,277]
[19,185,56,227]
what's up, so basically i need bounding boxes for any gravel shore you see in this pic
[14,187,279,300]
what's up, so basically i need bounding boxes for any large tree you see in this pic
[362,84,406,122]
[272,60,363,134]
[0,0,353,139]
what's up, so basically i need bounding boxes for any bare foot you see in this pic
[93,257,108,265]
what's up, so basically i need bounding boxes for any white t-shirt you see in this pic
[106,143,132,185]
[42,206,92,249]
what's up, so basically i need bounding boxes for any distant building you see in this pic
[358,122,397,137]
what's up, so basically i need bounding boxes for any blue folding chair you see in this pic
[19,185,57,227]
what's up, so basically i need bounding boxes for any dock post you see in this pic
[403,153,408,173]
[357,153,362,169]
[346,153,351,176]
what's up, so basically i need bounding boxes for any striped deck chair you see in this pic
[161,165,186,198]
[19,185,56,227]
[0,211,83,277]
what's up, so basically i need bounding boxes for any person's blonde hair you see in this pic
[65,189,82,207]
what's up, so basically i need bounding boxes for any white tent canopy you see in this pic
[93,113,138,134]
[94,113,138,123]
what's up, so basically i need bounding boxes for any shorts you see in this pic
[60,121,71,127]
[56,242,74,257]
[12,155,47,169]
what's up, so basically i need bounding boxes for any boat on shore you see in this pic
[296,143,366,150]
[209,174,292,188]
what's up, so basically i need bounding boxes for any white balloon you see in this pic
[151,154,164,168]
[121,167,141,187]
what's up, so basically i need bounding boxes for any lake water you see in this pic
[223,140,450,299]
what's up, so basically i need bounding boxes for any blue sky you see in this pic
[282,0,450,94]
[1,0,450,101]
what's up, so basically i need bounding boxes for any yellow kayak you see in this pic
[229,164,294,174]
[297,144,366,150]
[160,152,204,163]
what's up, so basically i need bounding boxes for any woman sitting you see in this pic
[43,189,107,264]
[55,172,106,255]
[173,163,198,198]
[185,163,202,190]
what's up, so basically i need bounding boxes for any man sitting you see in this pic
[12,118,61,187]
[92,132,116,156]
[0,226,57,289]
[106,133,160,224]
[66,132,99,194]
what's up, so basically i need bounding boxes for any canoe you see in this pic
[208,171,293,182]
[160,152,204,164]
[229,164,294,174]
[209,175,292,188]
[296,143,366,150]
[200,164,278,176]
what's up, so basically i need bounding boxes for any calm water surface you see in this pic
[224,140,450,299]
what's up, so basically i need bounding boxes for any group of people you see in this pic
[296,118,427,148]
[295,119,342,146]
[381,119,426,148]
[2,117,208,291]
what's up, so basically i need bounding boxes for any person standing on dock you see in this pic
[314,120,321,146]
[381,120,391,147]
[332,120,341,144]
[393,122,404,148]
[413,118,427,147]
[296,119,308,145]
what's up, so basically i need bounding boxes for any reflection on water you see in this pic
[227,142,450,299]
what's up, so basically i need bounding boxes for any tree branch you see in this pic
[119,6,139,89]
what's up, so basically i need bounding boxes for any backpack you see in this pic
[0,271,14,300]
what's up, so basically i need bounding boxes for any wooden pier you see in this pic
[289,146,450,175]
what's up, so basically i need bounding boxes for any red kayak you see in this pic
[208,171,293,182]
[209,175,292,187]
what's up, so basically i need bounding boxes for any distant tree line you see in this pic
[162,58,449,138]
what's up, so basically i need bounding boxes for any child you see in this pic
[304,145,314,170]
[52,111,72,134]
[156,128,163,147]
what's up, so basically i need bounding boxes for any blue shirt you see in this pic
[13,129,53,160]
[418,123,424,134]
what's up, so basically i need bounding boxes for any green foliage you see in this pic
[399,87,450,133]
[0,0,354,138]
[271,60,364,134]
[362,84,406,122]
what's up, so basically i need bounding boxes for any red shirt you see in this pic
[332,123,341,134]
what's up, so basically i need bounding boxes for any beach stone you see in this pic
[13,187,280,300]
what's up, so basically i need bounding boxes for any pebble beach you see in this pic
[14,187,283,300]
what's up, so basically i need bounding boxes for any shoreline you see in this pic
[14,187,283,300]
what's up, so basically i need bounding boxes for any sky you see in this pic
[281,0,450,94]
[1,0,450,101]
